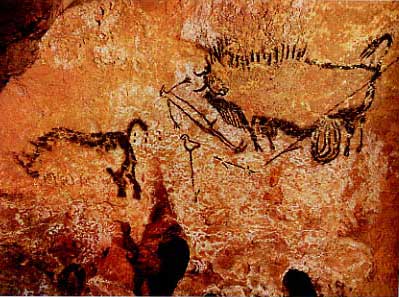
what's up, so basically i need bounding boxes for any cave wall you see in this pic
[0,0,398,296]
[0,0,78,91]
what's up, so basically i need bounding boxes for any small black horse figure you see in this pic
[14,118,148,200]
[162,33,394,165]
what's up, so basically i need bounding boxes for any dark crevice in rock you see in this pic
[0,243,59,295]
[57,263,86,296]
[283,268,317,297]
[150,236,190,296]
[133,179,190,296]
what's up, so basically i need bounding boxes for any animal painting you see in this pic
[161,33,394,164]
[14,118,148,200]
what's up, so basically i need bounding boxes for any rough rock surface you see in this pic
[0,0,398,296]
[0,0,77,91]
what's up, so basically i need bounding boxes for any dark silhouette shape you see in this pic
[57,263,86,296]
[133,178,190,296]
[14,118,147,200]
[0,243,57,294]
[118,221,139,265]
[283,269,317,297]
[147,236,190,296]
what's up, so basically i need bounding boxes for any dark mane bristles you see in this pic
[206,36,308,70]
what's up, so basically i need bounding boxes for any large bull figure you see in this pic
[161,33,394,165]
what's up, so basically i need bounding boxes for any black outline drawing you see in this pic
[214,155,256,175]
[161,33,396,165]
[160,79,247,154]
[14,118,148,200]
[180,134,201,201]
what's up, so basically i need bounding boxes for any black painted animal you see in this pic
[14,118,148,200]
[165,33,393,164]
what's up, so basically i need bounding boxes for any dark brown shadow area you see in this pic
[57,263,86,296]
[283,268,317,297]
[133,177,190,296]
[0,0,78,92]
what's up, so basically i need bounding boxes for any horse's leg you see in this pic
[106,167,127,197]
[117,137,142,200]
[356,116,366,153]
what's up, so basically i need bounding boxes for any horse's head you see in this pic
[126,118,148,147]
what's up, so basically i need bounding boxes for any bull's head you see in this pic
[193,57,230,97]
[193,38,233,97]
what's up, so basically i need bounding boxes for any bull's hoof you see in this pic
[117,188,127,197]
[344,146,350,157]
[234,140,248,153]
[254,143,263,152]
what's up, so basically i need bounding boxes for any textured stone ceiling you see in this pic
[0,0,398,296]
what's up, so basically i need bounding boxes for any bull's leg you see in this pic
[247,125,263,152]
[263,128,276,152]
[248,116,263,152]
[343,121,356,157]
[252,116,275,151]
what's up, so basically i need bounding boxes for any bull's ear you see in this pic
[360,33,393,65]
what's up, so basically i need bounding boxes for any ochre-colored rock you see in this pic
[0,0,398,296]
